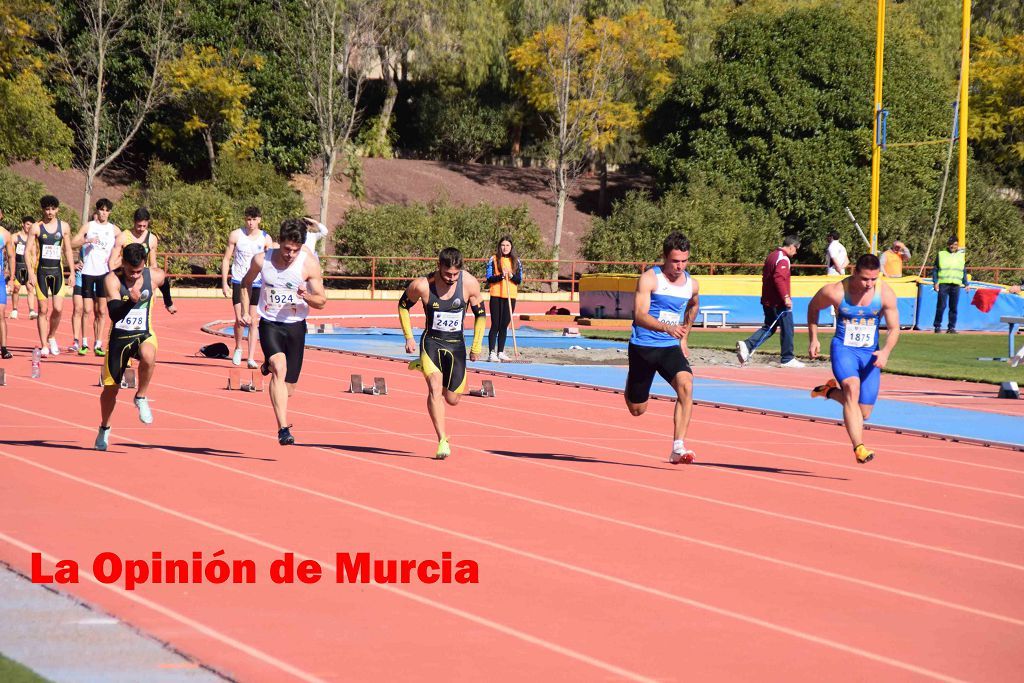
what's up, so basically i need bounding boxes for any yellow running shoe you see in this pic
[854,444,874,464]
[811,378,839,399]
[435,437,450,460]
[408,359,422,372]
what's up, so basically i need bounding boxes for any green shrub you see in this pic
[0,169,81,228]
[356,116,397,159]
[211,155,305,228]
[415,90,508,162]
[583,180,784,273]
[335,199,551,290]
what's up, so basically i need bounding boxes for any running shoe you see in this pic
[735,340,750,365]
[811,378,839,399]
[408,359,423,372]
[497,351,511,362]
[67,339,80,353]
[669,448,695,465]
[435,437,451,460]
[488,351,499,362]
[247,358,259,369]
[40,347,49,358]
[1,347,11,360]
[9,310,16,320]
[95,426,111,451]
[48,338,60,356]
[78,345,88,356]
[29,311,38,320]
[94,345,106,357]
[854,444,875,464]
[232,348,243,366]
[134,396,153,424]
[278,426,295,446]
[781,358,806,368]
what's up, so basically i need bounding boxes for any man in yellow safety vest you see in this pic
[932,236,968,334]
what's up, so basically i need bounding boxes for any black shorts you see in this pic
[625,342,692,404]
[36,269,64,299]
[419,333,467,393]
[101,333,155,387]
[258,318,305,384]
[80,273,107,299]
[232,282,261,307]
[15,264,29,286]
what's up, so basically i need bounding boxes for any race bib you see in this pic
[15,243,25,256]
[843,320,876,348]
[264,286,300,315]
[41,244,61,260]
[431,310,463,333]
[115,310,147,332]
[657,310,681,326]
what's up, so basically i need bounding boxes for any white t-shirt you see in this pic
[81,221,118,276]
[826,240,849,276]
[304,220,326,251]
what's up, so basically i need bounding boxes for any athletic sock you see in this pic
[672,439,685,453]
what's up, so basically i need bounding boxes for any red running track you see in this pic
[1,300,1022,681]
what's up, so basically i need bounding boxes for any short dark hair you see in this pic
[783,235,801,248]
[123,242,147,267]
[134,207,151,222]
[438,247,463,270]
[827,230,840,241]
[947,235,958,246]
[855,253,881,272]
[244,206,261,219]
[278,217,306,246]
[40,195,59,209]
[22,215,34,224]
[95,198,113,211]
[663,232,691,256]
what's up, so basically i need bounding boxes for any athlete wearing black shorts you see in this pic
[399,247,486,460]
[626,232,701,464]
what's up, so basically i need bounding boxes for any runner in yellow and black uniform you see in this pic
[398,247,486,459]
[26,195,75,356]
[95,243,167,451]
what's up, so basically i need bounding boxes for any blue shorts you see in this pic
[830,338,881,406]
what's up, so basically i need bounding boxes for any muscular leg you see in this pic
[670,371,694,442]
[625,396,647,417]
[136,342,157,397]
[232,301,244,354]
[247,304,259,362]
[83,297,95,345]
[94,296,108,345]
[425,372,447,440]
[36,297,51,346]
[71,294,84,345]
[835,377,865,448]
[48,295,64,343]
[268,352,289,429]
[99,385,119,428]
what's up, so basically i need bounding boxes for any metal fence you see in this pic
[156,252,1024,298]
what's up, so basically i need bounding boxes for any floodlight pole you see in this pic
[868,0,886,255]
[956,0,971,248]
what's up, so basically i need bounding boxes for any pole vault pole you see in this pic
[868,0,886,255]
[956,0,971,248]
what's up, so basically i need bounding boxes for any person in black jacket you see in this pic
[484,236,523,362]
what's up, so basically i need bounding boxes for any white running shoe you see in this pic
[670,448,695,464]
[40,346,49,358]
[9,310,16,320]
[781,358,806,368]
[488,351,499,362]
[134,397,153,424]
[232,348,242,366]
[29,311,38,320]
[497,351,511,361]
[95,426,110,451]
[735,340,750,365]
[247,358,259,369]
[48,338,60,356]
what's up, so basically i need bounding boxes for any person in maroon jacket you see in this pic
[736,235,805,368]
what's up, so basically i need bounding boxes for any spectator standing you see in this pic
[736,235,804,368]
[932,236,969,334]
[879,240,911,278]
[485,236,523,362]
[825,230,849,276]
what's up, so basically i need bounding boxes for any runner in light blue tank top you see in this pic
[806,253,901,464]
[625,232,701,465]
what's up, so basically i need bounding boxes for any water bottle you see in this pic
[31,348,41,379]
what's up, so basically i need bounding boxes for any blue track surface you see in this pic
[225,325,1024,448]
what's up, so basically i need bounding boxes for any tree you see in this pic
[277,0,382,225]
[0,73,74,167]
[53,0,182,223]
[158,45,263,180]
[510,2,681,283]
[970,34,1024,188]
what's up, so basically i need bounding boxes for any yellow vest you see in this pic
[488,256,519,298]
[937,250,965,285]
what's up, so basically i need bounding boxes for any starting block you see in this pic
[997,381,1020,399]
[348,374,387,395]
[468,380,496,398]
[227,368,264,392]
[97,367,136,389]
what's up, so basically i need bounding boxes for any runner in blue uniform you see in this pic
[807,253,901,464]
[626,232,701,464]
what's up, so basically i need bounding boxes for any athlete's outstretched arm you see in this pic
[61,221,75,276]
[806,285,834,359]
[238,253,264,322]
[398,278,425,354]
[25,225,38,285]
[220,231,238,298]
[301,258,327,309]
[105,272,132,323]
[874,284,901,368]
[107,231,125,271]
[679,279,700,356]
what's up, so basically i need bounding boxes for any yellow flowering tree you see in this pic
[970,34,1024,185]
